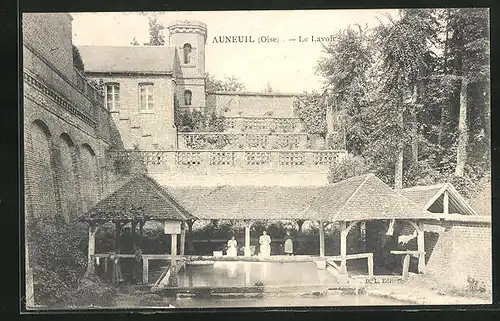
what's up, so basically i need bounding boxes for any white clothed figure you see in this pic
[227,237,238,257]
[259,231,271,257]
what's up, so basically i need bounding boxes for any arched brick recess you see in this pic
[55,133,82,220]
[25,120,58,220]
[80,143,99,212]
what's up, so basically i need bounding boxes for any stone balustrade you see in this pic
[223,117,304,133]
[178,132,309,150]
[108,149,347,174]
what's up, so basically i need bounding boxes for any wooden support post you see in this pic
[139,220,144,249]
[114,221,122,253]
[360,221,366,252]
[131,221,138,252]
[244,220,253,257]
[86,223,97,275]
[318,220,325,257]
[171,234,178,256]
[402,254,410,281]
[187,219,195,233]
[367,255,374,277]
[417,221,426,274]
[296,219,305,233]
[180,222,186,255]
[443,190,449,215]
[142,258,149,284]
[340,221,348,274]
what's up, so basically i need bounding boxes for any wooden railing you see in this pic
[327,252,374,277]
[108,149,347,173]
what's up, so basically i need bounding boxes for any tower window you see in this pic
[183,43,192,64]
[105,83,120,111]
[184,90,192,106]
[139,83,154,111]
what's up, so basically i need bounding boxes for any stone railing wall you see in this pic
[223,117,304,133]
[178,132,309,150]
[108,149,347,175]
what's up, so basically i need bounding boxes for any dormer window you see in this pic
[183,43,192,64]
[105,83,120,111]
[184,90,192,106]
[139,83,154,111]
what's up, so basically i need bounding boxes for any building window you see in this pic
[105,83,120,111]
[183,43,192,64]
[184,90,192,106]
[139,83,154,111]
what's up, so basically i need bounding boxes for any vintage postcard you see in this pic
[22,9,491,310]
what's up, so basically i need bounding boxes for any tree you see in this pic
[73,45,84,72]
[316,24,375,154]
[130,37,140,46]
[143,14,165,46]
[205,73,246,92]
[263,82,274,93]
[372,9,439,188]
[447,8,490,177]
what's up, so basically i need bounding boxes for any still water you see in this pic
[120,261,405,308]
[177,261,339,287]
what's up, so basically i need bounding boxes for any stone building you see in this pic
[77,20,346,187]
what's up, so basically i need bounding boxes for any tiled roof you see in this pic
[165,174,435,222]
[165,185,324,220]
[78,174,194,222]
[401,183,477,216]
[399,185,444,209]
[77,45,177,74]
[304,174,437,221]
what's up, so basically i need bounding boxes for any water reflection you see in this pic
[178,262,339,287]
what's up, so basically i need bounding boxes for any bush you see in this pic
[328,153,371,183]
[65,274,115,308]
[27,218,88,306]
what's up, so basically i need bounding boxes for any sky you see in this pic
[71,10,398,93]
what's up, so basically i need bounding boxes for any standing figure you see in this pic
[259,231,271,257]
[227,236,238,257]
[284,231,294,256]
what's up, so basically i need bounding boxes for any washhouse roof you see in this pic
[77,174,194,223]
[400,183,477,216]
[164,173,436,222]
[303,174,437,221]
[165,185,324,221]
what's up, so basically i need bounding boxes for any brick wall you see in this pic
[425,221,492,292]
[22,13,74,80]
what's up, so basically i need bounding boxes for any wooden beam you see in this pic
[131,221,138,252]
[367,255,374,277]
[142,257,149,284]
[417,221,426,274]
[114,221,124,253]
[318,220,325,257]
[443,190,449,215]
[171,233,178,256]
[296,219,305,233]
[402,254,410,281]
[86,223,97,275]
[180,222,186,256]
[244,220,253,257]
[139,220,144,248]
[340,221,347,274]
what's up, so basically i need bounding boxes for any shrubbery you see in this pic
[328,153,371,184]
[27,217,89,306]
